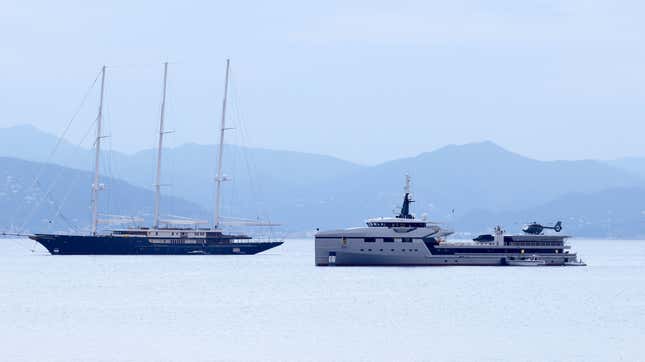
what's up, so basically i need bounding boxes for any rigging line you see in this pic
[229,71,271,225]
[50,114,100,228]
[104,119,114,220]
[229,74,255,211]
[45,70,101,166]
[105,62,165,70]
[12,71,101,227]
[229,71,277,240]
[34,178,78,230]
[100,84,113,222]
[18,116,99,234]
[150,89,158,217]
[107,61,182,70]
[222,72,238,222]
[19,162,80,233]
[20,172,79,249]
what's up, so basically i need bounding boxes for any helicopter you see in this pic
[522,221,562,235]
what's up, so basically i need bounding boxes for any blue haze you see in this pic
[1,0,645,164]
[1,125,644,236]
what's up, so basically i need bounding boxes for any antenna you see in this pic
[404,174,411,194]
[398,174,414,219]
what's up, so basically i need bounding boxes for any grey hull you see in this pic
[315,236,578,266]
[316,250,576,266]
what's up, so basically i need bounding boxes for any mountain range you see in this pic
[0,156,206,234]
[1,124,643,237]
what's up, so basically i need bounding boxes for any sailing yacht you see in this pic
[29,60,283,255]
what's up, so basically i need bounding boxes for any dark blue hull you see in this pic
[29,234,283,255]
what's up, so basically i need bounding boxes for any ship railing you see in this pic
[506,242,565,247]
[443,241,566,247]
[441,241,479,246]
[230,238,281,244]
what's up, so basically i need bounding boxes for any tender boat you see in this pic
[505,255,547,266]
[564,259,587,266]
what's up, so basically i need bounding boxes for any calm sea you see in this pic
[1,238,643,362]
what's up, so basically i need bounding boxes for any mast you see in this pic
[153,62,169,229]
[91,65,106,235]
[214,59,230,228]
[398,174,414,219]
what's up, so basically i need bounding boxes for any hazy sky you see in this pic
[1,0,644,164]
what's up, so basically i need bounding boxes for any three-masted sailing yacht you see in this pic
[29,60,283,255]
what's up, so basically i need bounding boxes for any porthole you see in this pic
[380,249,383,252]
[391,249,395,252]
[360,249,364,251]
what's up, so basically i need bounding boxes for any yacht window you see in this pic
[364,238,376,243]
[402,238,412,243]
[384,238,394,243]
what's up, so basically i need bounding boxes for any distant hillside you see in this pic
[607,157,645,179]
[0,125,363,224]
[0,125,131,171]
[455,187,645,239]
[0,157,207,233]
[302,141,644,231]
[1,125,644,237]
